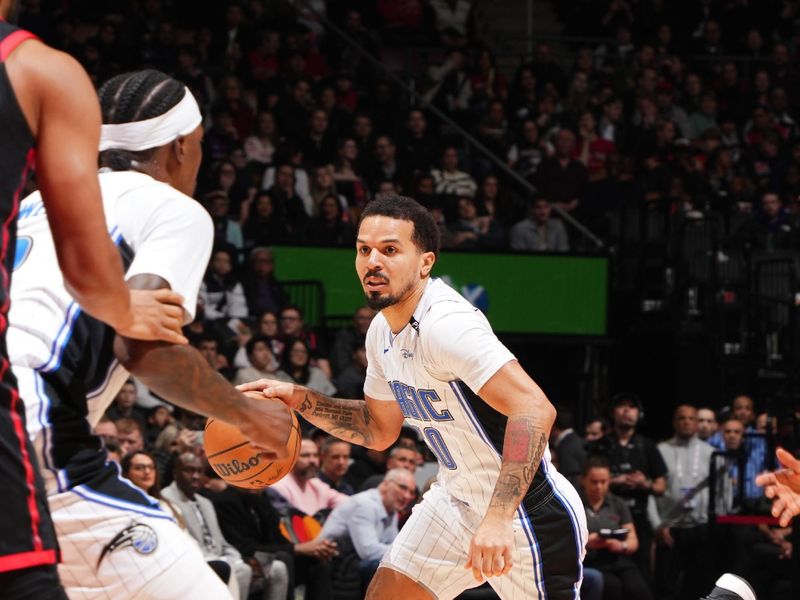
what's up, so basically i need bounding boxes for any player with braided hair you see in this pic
[8,69,292,599]
[0,4,188,598]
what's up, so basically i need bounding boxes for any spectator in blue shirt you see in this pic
[708,395,767,503]
[320,468,417,592]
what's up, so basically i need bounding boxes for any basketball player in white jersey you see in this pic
[8,70,291,599]
[241,195,587,599]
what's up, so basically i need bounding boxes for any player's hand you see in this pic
[465,515,514,582]
[236,391,292,458]
[115,289,187,344]
[236,379,302,409]
[755,448,800,526]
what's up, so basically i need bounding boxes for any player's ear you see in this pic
[420,251,435,277]
[172,136,187,164]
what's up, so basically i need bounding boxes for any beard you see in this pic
[364,276,415,311]
[366,292,400,310]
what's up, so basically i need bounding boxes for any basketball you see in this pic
[204,392,301,489]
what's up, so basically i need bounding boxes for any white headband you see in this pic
[99,87,202,152]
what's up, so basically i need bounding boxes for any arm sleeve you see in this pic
[348,505,392,561]
[119,191,213,323]
[424,306,516,394]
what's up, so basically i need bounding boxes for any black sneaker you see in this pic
[701,574,756,600]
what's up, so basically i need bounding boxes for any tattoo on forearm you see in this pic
[505,418,534,462]
[531,432,547,474]
[492,474,523,511]
[301,390,374,446]
[298,394,313,413]
[489,416,550,515]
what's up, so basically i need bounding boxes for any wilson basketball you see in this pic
[204,392,301,489]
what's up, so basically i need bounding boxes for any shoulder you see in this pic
[697,439,715,456]
[9,39,86,94]
[365,312,388,342]
[7,39,98,131]
[161,482,182,502]
[106,173,212,230]
[510,220,530,234]
[310,477,336,493]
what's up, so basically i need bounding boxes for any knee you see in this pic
[269,561,290,594]
[271,560,288,579]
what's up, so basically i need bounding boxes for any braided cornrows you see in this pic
[97,70,187,170]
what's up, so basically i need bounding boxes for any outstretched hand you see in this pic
[236,379,301,409]
[755,448,800,527]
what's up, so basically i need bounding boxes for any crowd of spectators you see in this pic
[101,362,794,600]
[102,372,431,600]
[550,394,795,600]
[14,0,800,598]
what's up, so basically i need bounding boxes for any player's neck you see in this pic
[130,152,172,187]
[382,280,428,334]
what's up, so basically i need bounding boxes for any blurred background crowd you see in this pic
[14,0,800,598]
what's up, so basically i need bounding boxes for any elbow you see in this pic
[541,400,557,428]
[366,433,395,452]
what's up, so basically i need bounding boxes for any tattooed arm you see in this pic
[113,275,292,455]
[464,360,557,582]
[237,381,405,451]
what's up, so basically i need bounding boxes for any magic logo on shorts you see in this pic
[389,381,453,423]
[97,522,158,568]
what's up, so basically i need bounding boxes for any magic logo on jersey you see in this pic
[389,381,453,422]
[389,380,458,470]
[97,522,158,568]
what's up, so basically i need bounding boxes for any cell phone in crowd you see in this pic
[598,528,629,541]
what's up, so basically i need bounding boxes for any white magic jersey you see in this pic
[364,278,558,513]
[8,170,212,495]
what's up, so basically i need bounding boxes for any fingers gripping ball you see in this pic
[204,393,301,489]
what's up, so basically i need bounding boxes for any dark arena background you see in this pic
[15,0,800,598]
